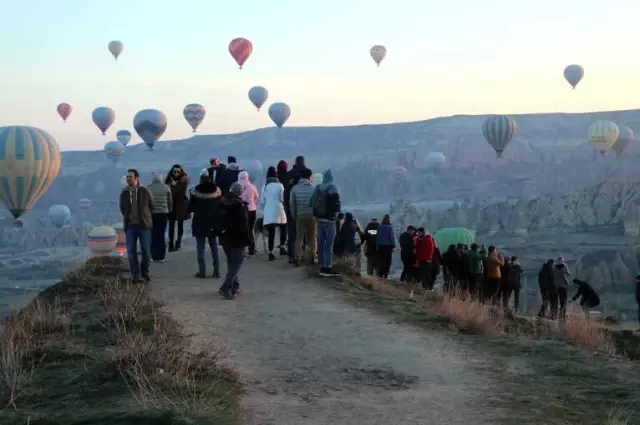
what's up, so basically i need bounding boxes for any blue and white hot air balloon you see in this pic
[426,152,446,169]
[104,141,125,164]
[116,129,132,146]
[248,86,269,111]
[268,102,291,128]
[48,204,71,228]
[134,109,167,150]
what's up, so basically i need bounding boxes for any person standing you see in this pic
[311,169,341,276]
[147,172,172,263]
[283,157,309,263]
[399,225,416,282]
[537,259,556,318]
[238,170,259,255]
[260,166,288,261]
[414,227,435,289]
[218,156,242,196]
[189,169,222,278]
[483,246,504,303]
[553,257,571,319]
[375,214,396,279]
[218,182,252,299]
[119,168,154,282]
[467,243,487,297]
[207,156,226,188]
[165,164,190,252]
[362,218,380,276]
[289,168,317,266]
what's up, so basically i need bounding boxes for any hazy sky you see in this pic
[1,0,639,151]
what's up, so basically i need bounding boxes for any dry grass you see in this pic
[437,290,504,336]
[559,307,615,354]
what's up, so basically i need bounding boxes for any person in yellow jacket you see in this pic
[483,245,504,303]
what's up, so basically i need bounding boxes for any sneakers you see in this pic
[319,267,339,277]
[195,272,206,279]
[268,252,276,261]
[292,259,301,267]
[218,289,234,300]
[212,272,221,278]
[233,290,243,297]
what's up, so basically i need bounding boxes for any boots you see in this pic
[175,240,181,251]
[168,241,175,252]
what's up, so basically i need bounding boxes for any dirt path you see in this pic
[149,247,502,425]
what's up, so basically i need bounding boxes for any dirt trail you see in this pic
[150,248,502,425]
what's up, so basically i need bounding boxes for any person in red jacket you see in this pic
[414,227,435,290]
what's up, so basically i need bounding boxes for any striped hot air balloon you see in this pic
[0,126,61,220]
[588,120,619,156]
[612,125,634,157]
[183,104,206,132]
[88,225,117,256]
[482,115,517,158]
[104,141,125,164]
[112,223,127,256]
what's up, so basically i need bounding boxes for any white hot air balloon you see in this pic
[48,204,71,228]
[370,45,387,67]
[116,129,132,146]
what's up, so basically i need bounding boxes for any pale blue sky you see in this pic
[0,0,639,150]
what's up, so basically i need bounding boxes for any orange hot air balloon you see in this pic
[57,103,72,122]
[229,38,253,69]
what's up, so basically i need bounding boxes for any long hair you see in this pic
[165,164,184,184]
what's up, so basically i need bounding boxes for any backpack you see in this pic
[312,189,329,218]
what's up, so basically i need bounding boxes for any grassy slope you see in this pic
[309,268,640,425]
[0,257,240,425]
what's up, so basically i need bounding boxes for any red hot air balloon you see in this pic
[229,38,253,69]
[57,103,72,122]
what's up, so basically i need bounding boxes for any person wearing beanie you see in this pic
[147,171,173,263]
[218,181,251,299]
[259,166,288,261]
[189,169,222,278]
[218,156,243,196]
[238,170,259,255]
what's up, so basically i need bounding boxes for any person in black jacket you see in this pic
[207,156,226,188]
[571,278,600,318]
[362,218,380,276]
[283,156,309,262]
[189,169,222,279]
[218,182,252,300]
[537,259,556,318]
[399,225,416,282]
[217,156,243,196]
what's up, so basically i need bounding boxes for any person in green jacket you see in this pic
[467,243,487,297]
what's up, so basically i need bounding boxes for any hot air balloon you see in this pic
[57,103,72,122]
[133,109,167,150]
[370,45,387,67]
[104,141,125,164]
[108,41,123,60]
[0,126,61,220]
[112,223,127,256]
[48,204,71,228]
[426,152,446,169]
[312,172,324,185]
[268,103,291,128]
[183,104,206,132]
[563,64,584,90]
[116,129,132,146]
[248,86,268,111]
[588,120,619,156]
[434,227,475,250]
[78,198,92,210]
[229,38,253,69]
[482,115,517,158]
[92,107,115,135]
[391,165,408,181]
[612,126,634,157]
[88,225,117,256]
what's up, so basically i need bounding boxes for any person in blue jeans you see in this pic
[119,168,155,282]
[218,182,252,299]
[147,171,173,263]
[310,169,341,276]
[189,169,222,278]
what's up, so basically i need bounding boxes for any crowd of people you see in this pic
[117,155,640,328]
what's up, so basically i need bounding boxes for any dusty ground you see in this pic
[150,248,503,425]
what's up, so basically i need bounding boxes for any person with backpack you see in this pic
[362,217,380,276]
[189,169,222,278]
[310,168,341,276]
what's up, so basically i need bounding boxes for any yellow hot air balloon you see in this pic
[588,121,620,157]
[88,225,117,256]
[0,126,61,219]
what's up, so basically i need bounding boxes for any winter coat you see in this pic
[485,254,504,279]
[572,280,600,307]
[415,235,435,262]
[398,232,415,260]
[376,223,395,247]
[218,163,242,196]
[207,164,227,188]
[467,248,487,275]
[188,182,222,237]
[119,186,154,230]
[168,175,191,221]
[310,169,341,222]
[363,220,380,257]
[219,194,251,250]
[238,171,259,212]
[507,262,523,289]
[553,263,571,288]
[259,178,287,225]
[289,178,315,218]
[147,175,173,214]
[283,163,310,216]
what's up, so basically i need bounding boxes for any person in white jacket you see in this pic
[259,166,288,261]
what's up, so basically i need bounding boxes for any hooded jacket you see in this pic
[147,172,173,214]
[188,181,222,237]
[238,171,259,212]
[553,262,571,288]
[284,156,309,216]
[218,162,242,196]
[289,178,315,218]
[310,169,341,221]
[219,193,251,249]
[467,247,487,275]
[415,234,435,262]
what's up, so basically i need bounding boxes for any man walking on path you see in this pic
[289,168,317,266]
[119,168,155,282]
[311,169,341,276]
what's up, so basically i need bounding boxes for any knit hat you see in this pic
[230,182,244,196]
[228,155,237,164]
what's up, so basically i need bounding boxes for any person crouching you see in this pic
[189,169,222,279]
[218,182,252,300]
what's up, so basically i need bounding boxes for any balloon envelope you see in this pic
[248,86,269,111]
[434,227,475,250]
[78,198,92,210]
[116,129,132,146]
[57,103,72,122]
[612,126,634,157]
[426,152,446,168]
[134,109,167,149]
[92,107,115,135]
[48,204,71,228]
[268,102,291,128]
[229,38,253,69]
[104,141,125,164]
[88,225,117,256]
[112,223,126,256]
[0,126,61,219]
[563,64,584,89]
[588,120,619,156]
[183,104,206,132]
[108,41,123,59]
[370,45,387,66]
[482,115,517,158]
